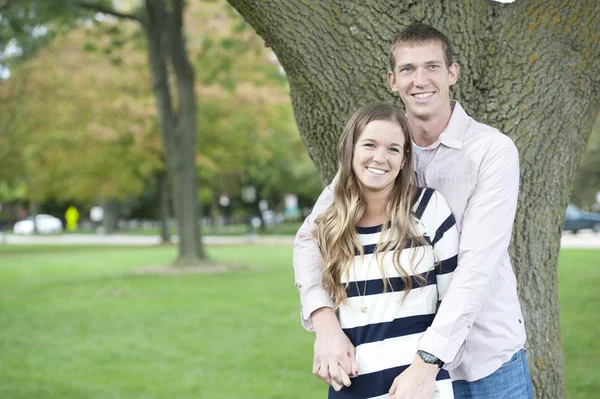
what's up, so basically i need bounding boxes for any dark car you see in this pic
[563,204,600,233]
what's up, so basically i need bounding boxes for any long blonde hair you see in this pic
[313,103,427,309]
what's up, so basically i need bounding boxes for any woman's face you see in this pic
[352,119,406,196]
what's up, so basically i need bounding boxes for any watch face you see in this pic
[418,350,442,367]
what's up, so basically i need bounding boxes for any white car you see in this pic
[13,214,63,235]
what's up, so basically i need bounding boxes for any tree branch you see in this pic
[77,1,145,25]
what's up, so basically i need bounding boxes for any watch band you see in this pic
[417,350,444,368]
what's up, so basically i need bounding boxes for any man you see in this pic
[293,23,534,399]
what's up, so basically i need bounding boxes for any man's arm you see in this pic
[293,184,335,331]
[418,136,520,368]
[293,179,357,389]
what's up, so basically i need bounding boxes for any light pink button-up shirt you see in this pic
[293,101,527,382]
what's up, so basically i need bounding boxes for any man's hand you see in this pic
[311,307,358,391]
[389,355,439,399]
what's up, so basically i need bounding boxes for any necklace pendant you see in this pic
[360,305,367,313]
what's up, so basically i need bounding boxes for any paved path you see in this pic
[1,231,600,248]
[0,233,295,246]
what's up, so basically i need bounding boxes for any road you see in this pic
[2,231,600,248]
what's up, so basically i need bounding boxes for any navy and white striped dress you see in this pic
[329,188,459,399]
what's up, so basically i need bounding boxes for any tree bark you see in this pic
[226,1,600,397]
[144,0,206,264]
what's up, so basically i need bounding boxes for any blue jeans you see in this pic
[453,349,534,399]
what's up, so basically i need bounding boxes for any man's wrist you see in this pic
[416,350,444,369]
[311,307,338,334]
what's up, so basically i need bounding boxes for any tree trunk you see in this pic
[28,200,38,234]
[102,199,118,235]
[156,170,171,243]
[144,0,207,265]
[211,192,221,235]
[226,1,600,397]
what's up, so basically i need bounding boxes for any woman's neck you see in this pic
[358,190,389,227]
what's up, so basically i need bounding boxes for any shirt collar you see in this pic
[426,100,470,150]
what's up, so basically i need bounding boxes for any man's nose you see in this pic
[414,68,428,87]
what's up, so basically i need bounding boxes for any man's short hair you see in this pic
[389,23,454,71]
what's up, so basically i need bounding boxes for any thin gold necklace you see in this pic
[354,256,373,313]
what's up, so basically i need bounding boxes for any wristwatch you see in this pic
[417,350,444,368]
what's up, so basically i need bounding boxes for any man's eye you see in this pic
[428,65,439,70]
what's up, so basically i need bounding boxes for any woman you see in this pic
[313,103,458,399]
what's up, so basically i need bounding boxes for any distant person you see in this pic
[294,23,533,399]
[310,103,459,398]
[65,205,79,232]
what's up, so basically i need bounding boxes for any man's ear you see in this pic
[448,63,460,86]
[387,71,399,93]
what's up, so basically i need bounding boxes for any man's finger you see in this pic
[312,361,319,377]
[319,362,332,385]
[349,353,359,377]
[329,362,344,391]
[389,378,398,395]
[331,378,344,392]
[337,353,354,376]
[339,368,352,387]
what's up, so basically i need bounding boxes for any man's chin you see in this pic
[407,108,434,121]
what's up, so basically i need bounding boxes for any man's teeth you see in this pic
[414,92,433,98]
[367,168,385,175]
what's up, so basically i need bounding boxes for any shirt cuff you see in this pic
[418,326,466,370]
[300,286,334,332]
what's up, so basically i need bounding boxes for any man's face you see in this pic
[387,41,459,121]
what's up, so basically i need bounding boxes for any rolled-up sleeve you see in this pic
[293,184,335,331]
[418,136,520,369]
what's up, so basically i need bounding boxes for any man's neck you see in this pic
[408,103,454,147]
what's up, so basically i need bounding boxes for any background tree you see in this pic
[193,3,321,229]
[570,115,600,209]
[0,22,163,232]
[2,0,207,264]
[1,0,319,238]
[224,1,600,397]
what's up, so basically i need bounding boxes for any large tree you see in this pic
[225,0,600,397]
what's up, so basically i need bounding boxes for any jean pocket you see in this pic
[499,350,523,370]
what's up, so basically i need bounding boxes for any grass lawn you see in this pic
[0,245,597,398]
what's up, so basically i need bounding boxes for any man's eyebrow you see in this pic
[397,60,443,69]
[396,63,413,70]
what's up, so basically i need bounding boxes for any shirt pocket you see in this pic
[427,169,477,191]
